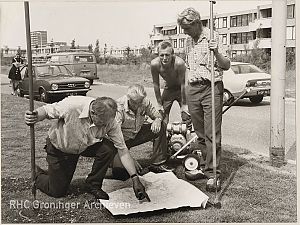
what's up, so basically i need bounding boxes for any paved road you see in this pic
[1,75,296,162]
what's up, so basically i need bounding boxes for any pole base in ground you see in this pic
[269,147,286,167]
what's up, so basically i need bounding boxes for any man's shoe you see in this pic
[87,187,109,200]
[206,177,221,192]
[149,164,174,173]
[185,169,206,181]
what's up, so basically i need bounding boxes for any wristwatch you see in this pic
[130,174,138,179]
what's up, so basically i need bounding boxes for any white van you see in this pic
[49,52,98,84]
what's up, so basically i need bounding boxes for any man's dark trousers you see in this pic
[36,138,117,198]
[125,122,168,165]
[186,81,224,178]
[161,87,192,127]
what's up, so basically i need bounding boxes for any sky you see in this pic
[0,0,272,49]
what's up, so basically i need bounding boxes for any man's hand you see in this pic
[209,39,218,54]
[25,110,38,126]
[132,176,151,202]
[151,118,161,134]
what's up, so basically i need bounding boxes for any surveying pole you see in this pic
[24,1,37,199]
[270,0,287,167]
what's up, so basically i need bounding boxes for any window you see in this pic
[230,16,237,27]
[237,33,242,44]
[247,32,253,41]
[222,17,227,28]
[215,18,219,29]
[173,39,178,48]
[179,38,185,48]
[179,26,184,34]
[231,51,237,58]
[242,14,248,26]
[286,26,295,40]
[230,33,237,44]
[287,4,295,19]
[248,14,252,23]
[237,15,242,27]
[222,34,227,45]
[242,33,247,43]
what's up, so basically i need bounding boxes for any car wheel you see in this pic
[39,88,49,103]
[89,79,93,85]
[223,90,234,106]
[249,95,264,104]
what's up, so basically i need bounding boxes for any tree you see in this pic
[103,43,107,64]
[139,47,152,63]
[70,39,76,49]
[88,44,93,53]
[94,39,100,63]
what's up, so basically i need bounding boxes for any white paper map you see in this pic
[100,172,209,215]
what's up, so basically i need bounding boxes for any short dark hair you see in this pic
[158,41,174,54]
[92,97,117,119]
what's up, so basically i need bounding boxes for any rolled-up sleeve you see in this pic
[39,99,69,119]
[107,120,128,151]
[144,98,161,120]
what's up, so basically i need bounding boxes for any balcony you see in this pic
[248,18,272,31]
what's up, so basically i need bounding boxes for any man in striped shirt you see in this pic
[178,7,231,192]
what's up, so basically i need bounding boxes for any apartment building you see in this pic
[149,0,295,58]
[30,31,48,51]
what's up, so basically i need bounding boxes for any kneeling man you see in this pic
[25,96,148,200]
[112,84,173,180]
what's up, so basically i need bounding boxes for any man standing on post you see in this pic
[150,41,191,126]
[111,84,173,180]
[25,96,149,201]
[177,8,230,192]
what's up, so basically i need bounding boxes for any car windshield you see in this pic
[35,65,72,77]
[74,55,94,63]
[231,64,264,74]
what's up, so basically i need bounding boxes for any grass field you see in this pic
[1,64,296,98]
[1,93,297,223]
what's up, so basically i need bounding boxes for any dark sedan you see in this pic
[17,63,91,103]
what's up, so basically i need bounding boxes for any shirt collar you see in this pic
[79,98,95,127]
[123,95,131,113]
[195,27,210,43]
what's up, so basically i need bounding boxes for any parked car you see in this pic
[222,62,271,104]
[48,52,98,84]
[17,63,91,103]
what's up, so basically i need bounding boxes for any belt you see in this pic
[188,78,211,86]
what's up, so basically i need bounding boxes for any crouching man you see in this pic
[25,96,149,201]
[111,84,173,180]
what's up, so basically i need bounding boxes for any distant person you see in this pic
[151,41,191,127]
[25,96,149,201]
[8,53,24,95]
[177,7,230,192]
[112,84,173,180]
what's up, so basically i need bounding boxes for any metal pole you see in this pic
[24,1,36,200]
[270,0,287,167]
[209,0,217,196]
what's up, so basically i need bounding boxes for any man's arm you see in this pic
[150,59,163,111]
[210,32,231,70]
[25,98,69,125]
[108,122,150,201]
[176,58,189,113]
